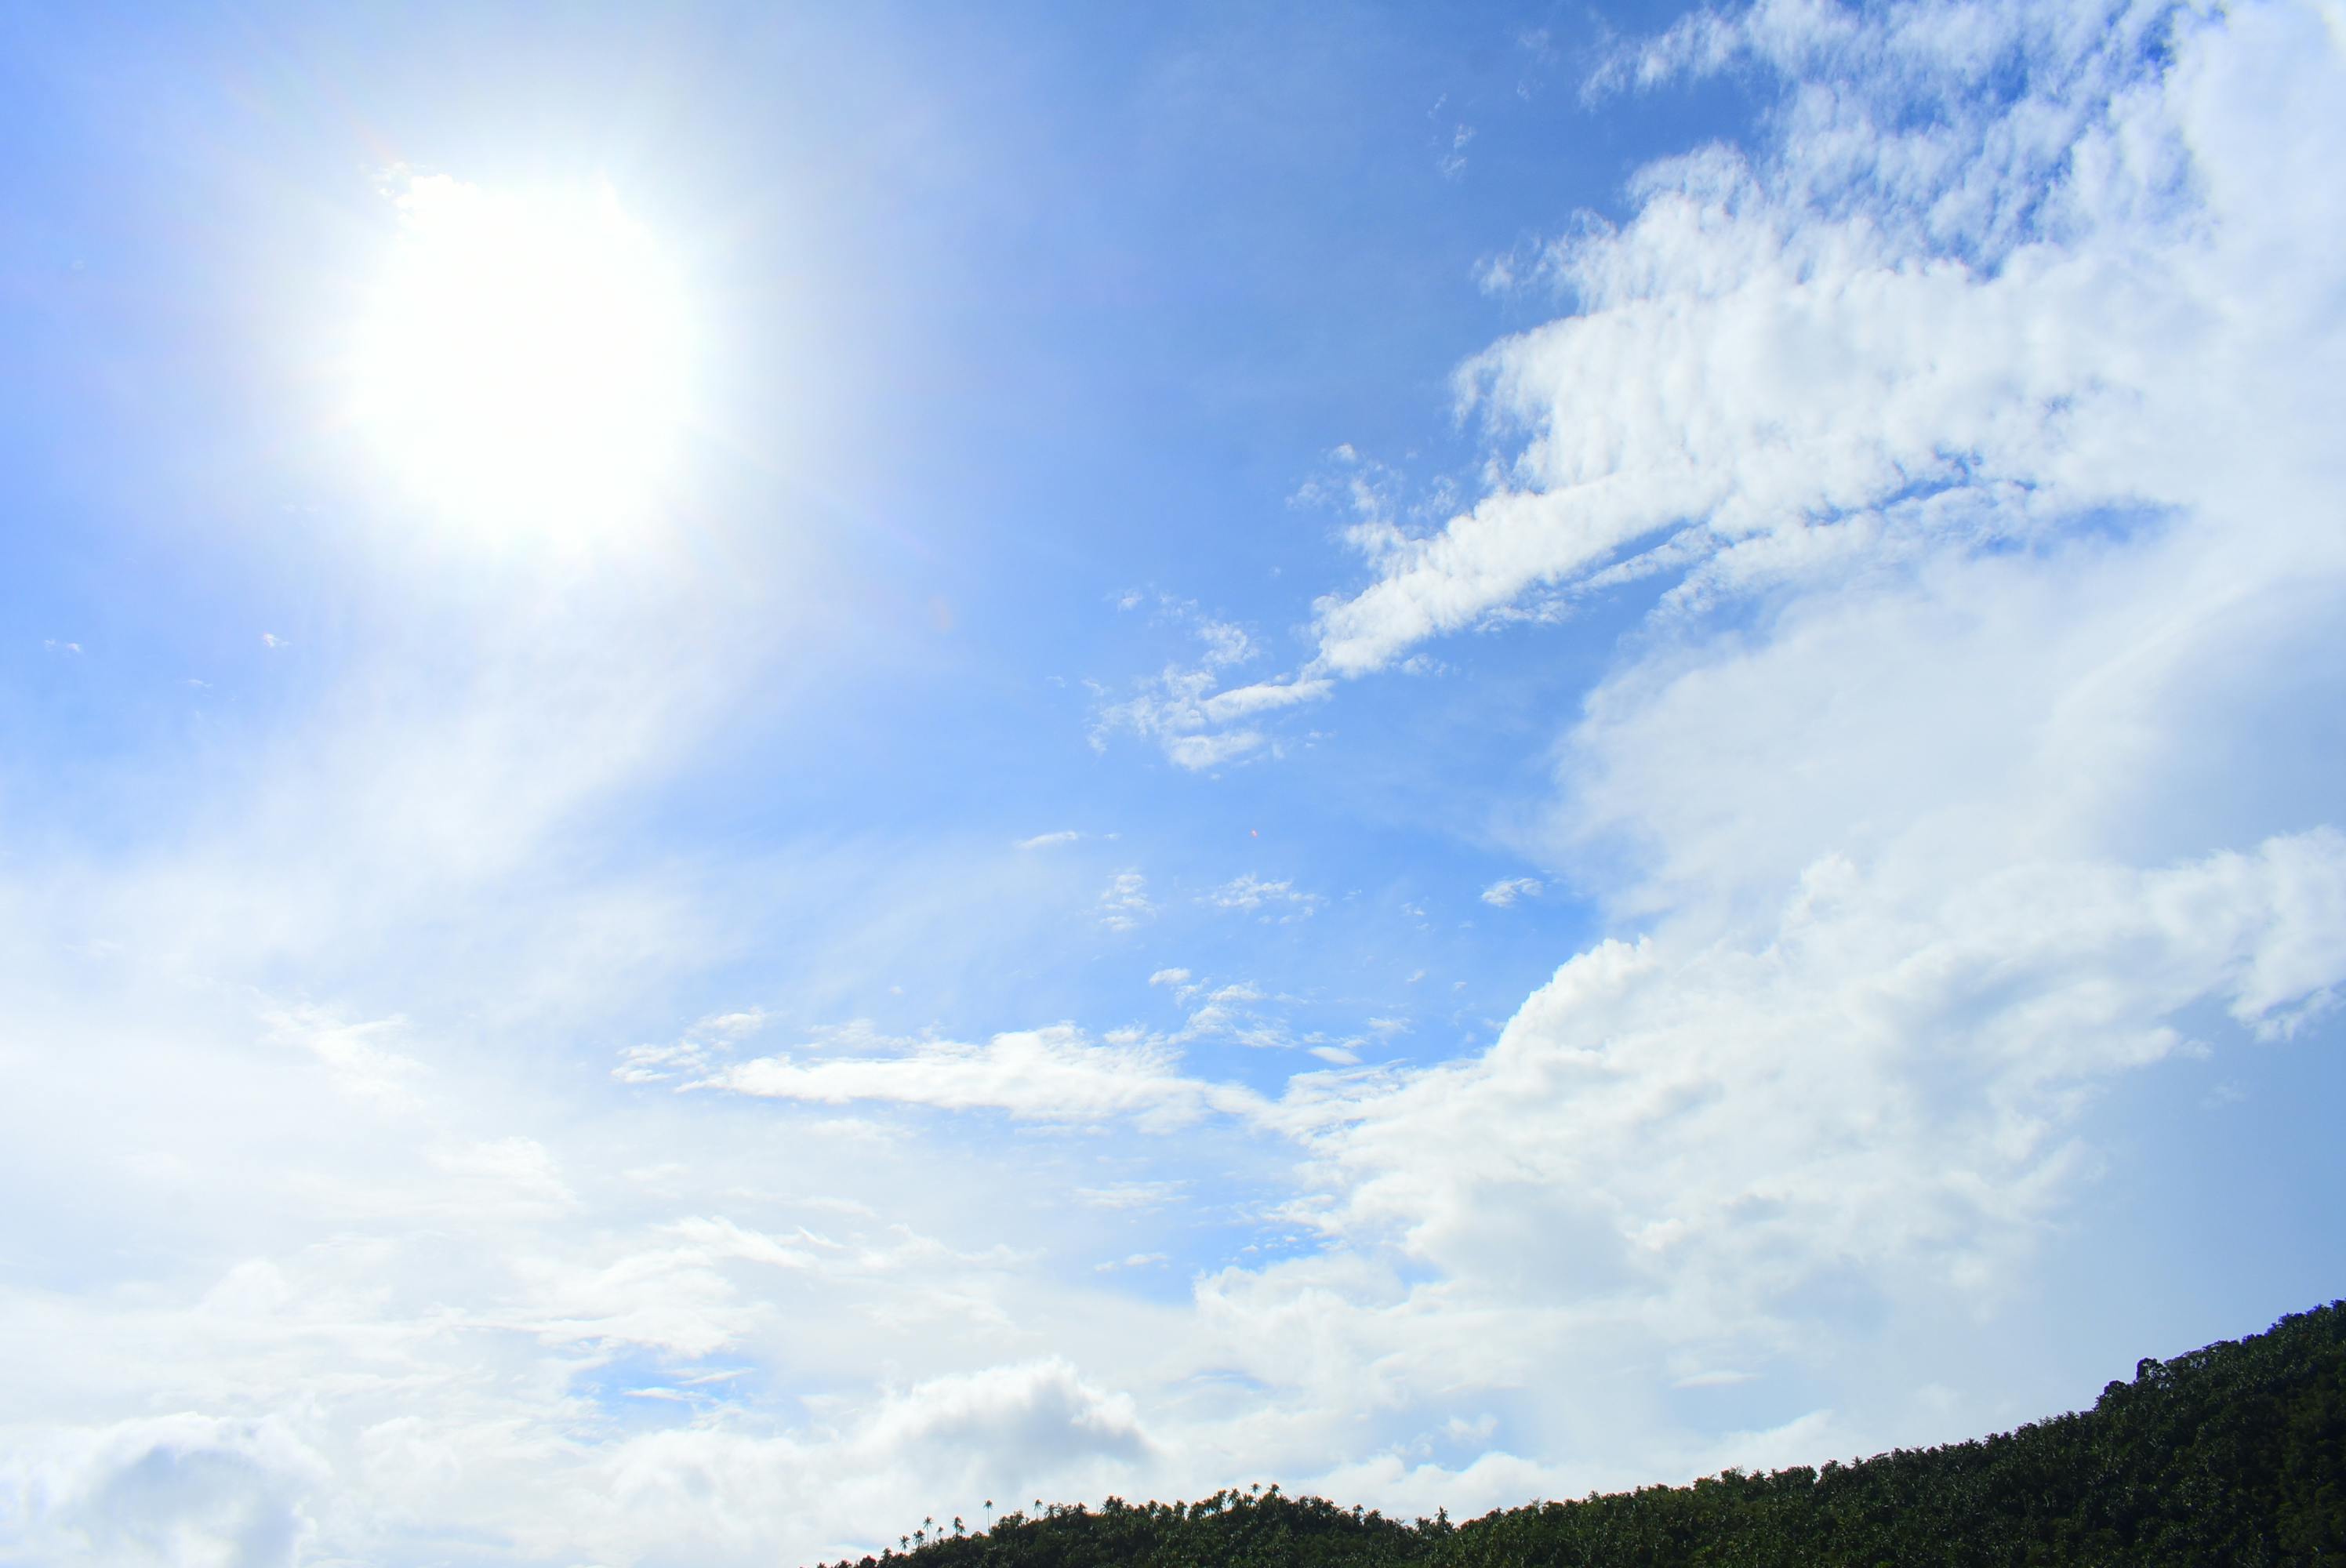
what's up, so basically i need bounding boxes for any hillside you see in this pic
[821,1301,2346,1567]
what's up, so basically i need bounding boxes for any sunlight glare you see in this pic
[352,173,693,539]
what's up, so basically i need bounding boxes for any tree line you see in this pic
[815,1299,2344,1566]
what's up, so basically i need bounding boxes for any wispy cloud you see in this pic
[1073,1180,1189,1211]
[1204,873,1324,919]
[706,1025,1265,1128]
[1480,877,1542,908]
[1097,870,1156,931]
[1092,1252,1170,1272]
[1091,669,1330,771]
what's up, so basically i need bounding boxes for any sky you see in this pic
[3,0,2344,1563]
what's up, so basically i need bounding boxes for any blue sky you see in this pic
[5,2,2345,1564]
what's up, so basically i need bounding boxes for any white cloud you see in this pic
[1073,1180,1189,1210]
[1089,595,1335,766]
[1109,829,2346,1523]
[1205,873,1324,918]
[612,1007,778,1084]
[263,1004,424,1105]
[706,1024,1264,1128]
[1164,728,1266,769]
[1170,979,1294,1049]
[1308,0,2346,681]
[613,1038,703,1083]
[1093,666,1331,770]
[1146,967,1191,987]
[1097,869,1156,931]
[1301,831,2346,1320]
[1202,677,1331,723]
[1438,122,1476,180]
[1018,829,1082,850]
[1196,619,1255,668]
[856,1358,1151,1472]
[1,1414,330,1568]
[1673,1370,1758,1389]
[699,1008,775,1039]
[427,1137,576,1214]
[1480,877,1542,907]
[1094,1252,1171,1272]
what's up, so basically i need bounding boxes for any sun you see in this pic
[350,172,694,539]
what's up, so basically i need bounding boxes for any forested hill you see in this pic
[819,1301,2346,1568]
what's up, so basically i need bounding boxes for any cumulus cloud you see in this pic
[1302,832,2346,1319]
[1131,832,2346,1519]
[1018,829,1083,850]
[858,1358,1152,1474]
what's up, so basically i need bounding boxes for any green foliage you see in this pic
[817,1301,2346,1568]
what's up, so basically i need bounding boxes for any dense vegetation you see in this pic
[822,1301,2345,1567]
